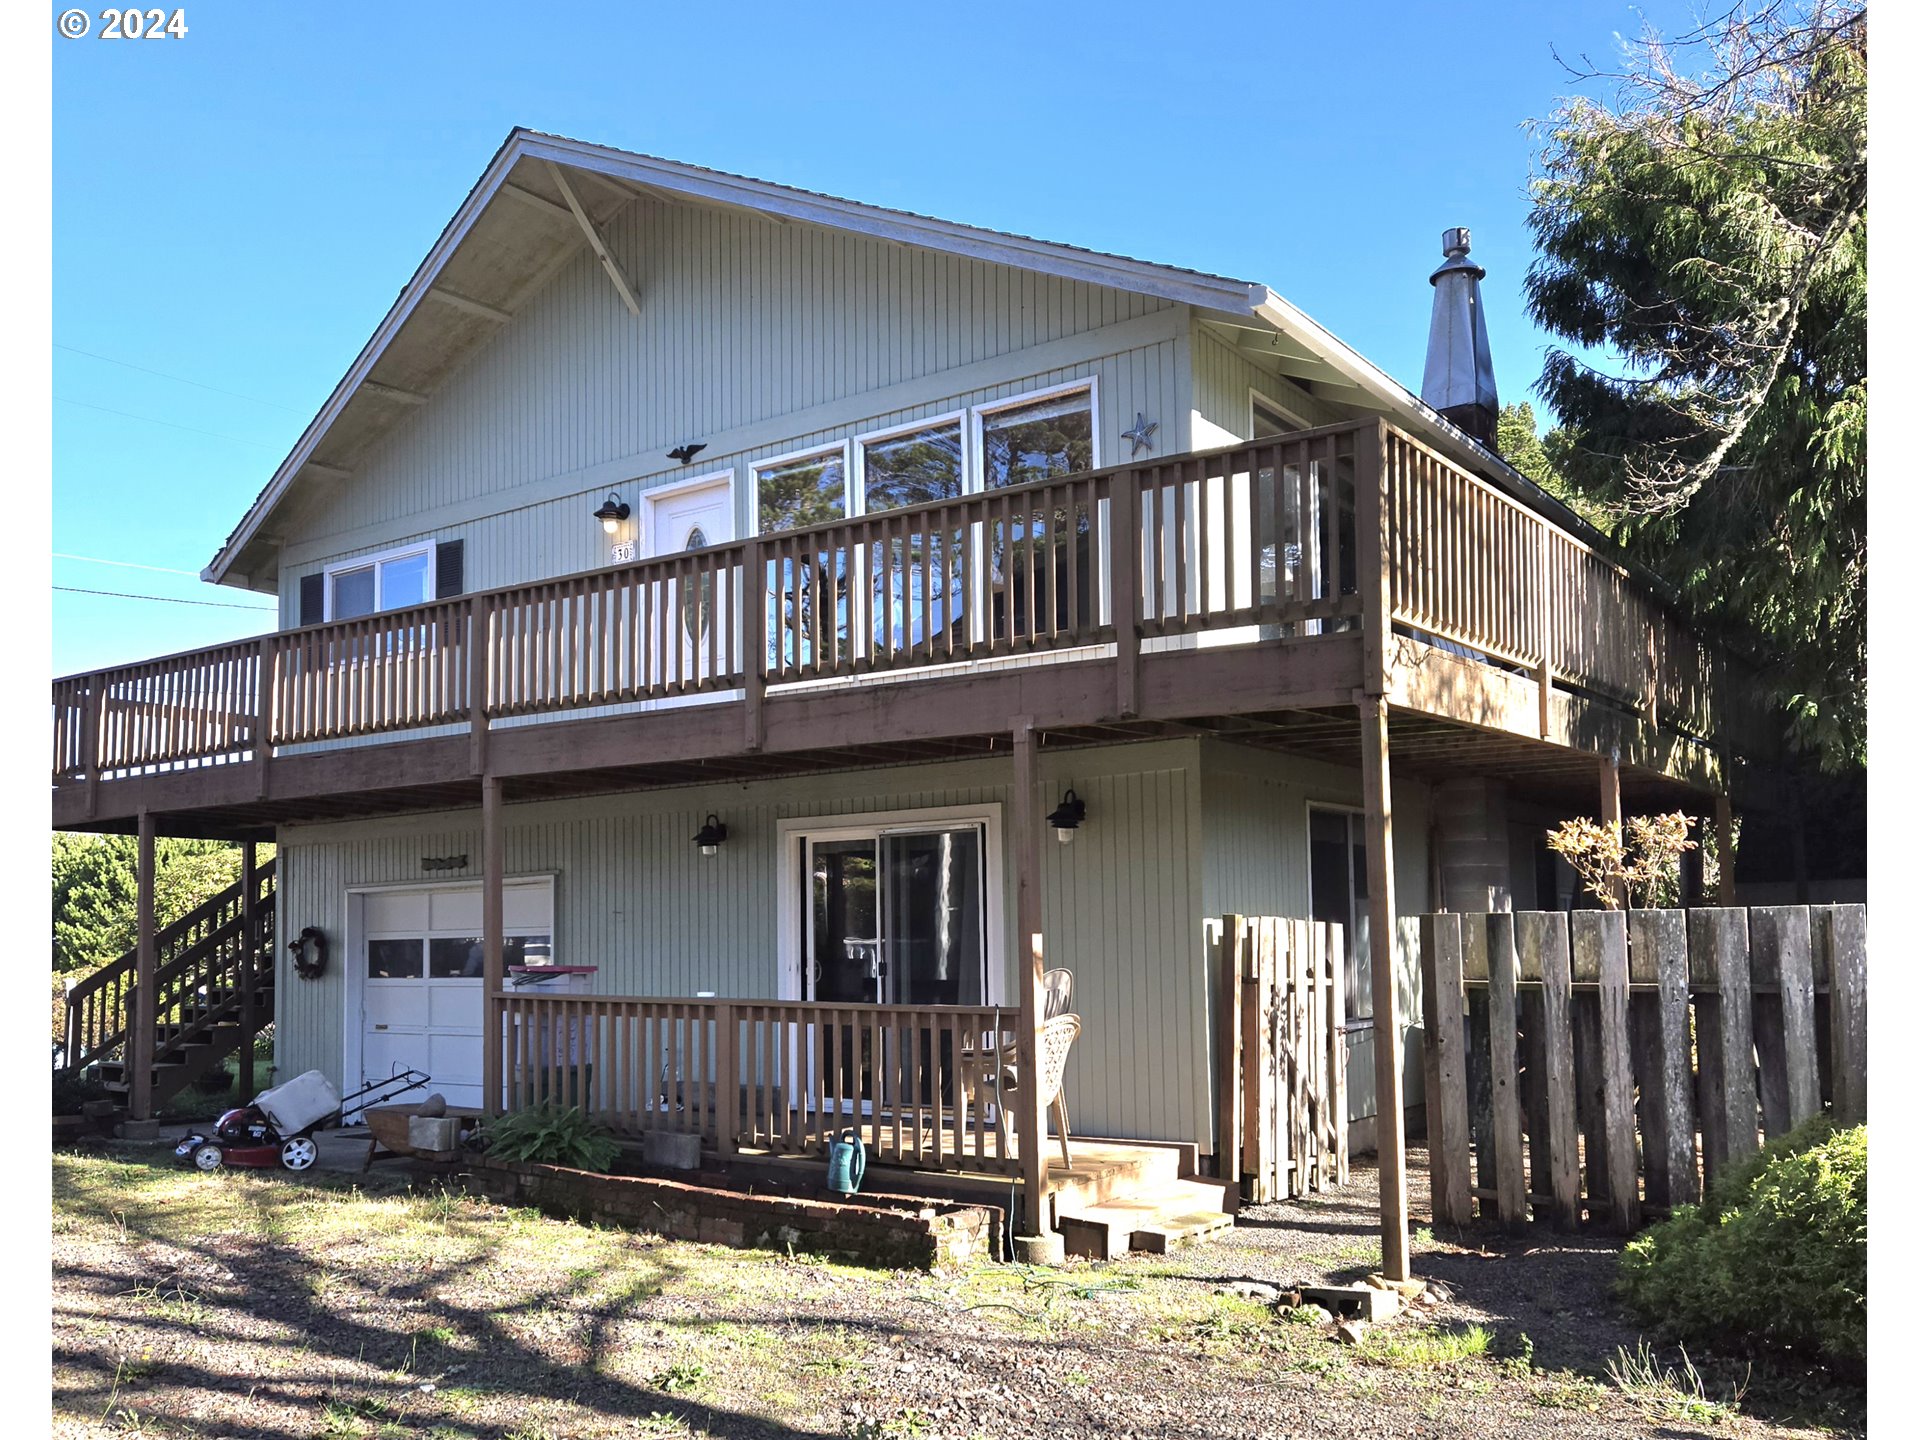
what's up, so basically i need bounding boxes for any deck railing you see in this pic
[51,420,1751,788]
[498,992,1022,1175]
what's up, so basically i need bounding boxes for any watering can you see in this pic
[826,1129,866,1195]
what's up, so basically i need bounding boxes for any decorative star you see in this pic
[1122,413,1159,456]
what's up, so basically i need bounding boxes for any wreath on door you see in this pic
[288,926,329,980]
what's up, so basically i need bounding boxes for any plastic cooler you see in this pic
[506,966,599,1108]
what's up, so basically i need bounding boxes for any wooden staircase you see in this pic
[61,858,276,1114]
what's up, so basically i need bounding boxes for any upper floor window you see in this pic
[325,543,433,620]
[977,383,1095,490]
[858,415,964,513]
[1251,390,1307,439]
[754,445,848,535]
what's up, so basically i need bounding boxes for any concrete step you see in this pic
[1057,1178,1235,1260]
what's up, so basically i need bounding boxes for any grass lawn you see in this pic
[51,1148,1860,1440]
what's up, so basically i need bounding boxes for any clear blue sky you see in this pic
[51,0,1699,677]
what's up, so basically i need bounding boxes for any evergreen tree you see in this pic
[1525,2,1865,767]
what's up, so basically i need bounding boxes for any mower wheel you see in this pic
[190,1142,225,1173]
[279,1135,319,1172]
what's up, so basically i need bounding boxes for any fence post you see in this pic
[1484,913,1527,1226]
[1420,912,1471,1227]
[1583,909,1639,1233]
[1631,909,1695,1207]
[1522,910,1580,1231]
[1823,904,1867,1125]
[1691,907,1758,1182]
[1213,917,1243,1196]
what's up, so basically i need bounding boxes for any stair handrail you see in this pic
[60,859,276,1076]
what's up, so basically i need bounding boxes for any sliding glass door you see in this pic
[801,821,990,1112]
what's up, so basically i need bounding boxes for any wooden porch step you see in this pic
[1057,1177,1236,1260]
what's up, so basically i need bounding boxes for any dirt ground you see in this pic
[51,1141,1862,1440]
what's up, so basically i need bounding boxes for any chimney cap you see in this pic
[1430,226,1486,285]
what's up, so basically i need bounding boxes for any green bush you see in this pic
[477,1103,620,1172]
[1618,1116,1865,1367]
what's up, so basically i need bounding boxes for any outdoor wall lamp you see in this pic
[693,813,729,857]
[594,492,632,534]
[1047,789,1086,844]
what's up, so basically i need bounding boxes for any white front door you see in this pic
[643,474,735,698]
[359,881,554,1110]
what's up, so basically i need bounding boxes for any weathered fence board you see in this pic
[1212,915,1348,1203]
[1421,904,1864,1232]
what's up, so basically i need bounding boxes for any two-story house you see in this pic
[53,130,1778,1259]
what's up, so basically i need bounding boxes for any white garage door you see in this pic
[361,881,553,1110]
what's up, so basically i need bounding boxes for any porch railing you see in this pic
[498,992,1022,1176]
[51,419,1754,787]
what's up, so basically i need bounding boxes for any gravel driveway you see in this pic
[52,1144,1860,1439]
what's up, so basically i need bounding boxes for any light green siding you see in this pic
[1189,323,1352,449]
[277,192,1196,618]
[276,741,1210,1148]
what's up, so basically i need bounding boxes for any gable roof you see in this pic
[204,127,1582,588]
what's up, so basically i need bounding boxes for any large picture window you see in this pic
[324,543,433,621]
[857,416,964,513]
[754,445,847,535]
[977,384,1094,490]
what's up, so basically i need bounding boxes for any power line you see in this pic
[55,585,274,612]
[53,552,202,577]
[55,396,280,451]
[54,343,304,413]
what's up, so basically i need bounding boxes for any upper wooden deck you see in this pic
[51,419,1772,836]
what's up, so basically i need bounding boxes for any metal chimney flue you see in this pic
[1421,227,1499,449]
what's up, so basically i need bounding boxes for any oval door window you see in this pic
[681,526,712,648]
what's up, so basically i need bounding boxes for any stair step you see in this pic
[1057,1178,1236,1261]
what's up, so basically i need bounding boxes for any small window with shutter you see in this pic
[315,541,452,621]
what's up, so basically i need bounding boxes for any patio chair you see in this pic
[1041,967,1073,1020]
[978,1012,1081,1169]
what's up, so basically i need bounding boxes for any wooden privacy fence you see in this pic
[1211,915,1350,1202]
[497,993,1022,1177]
[1420,905,1867,1234]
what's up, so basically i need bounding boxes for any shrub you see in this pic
[1617,1116,1865,1367]
[52,1070,109,1116]
[476,1104,620,1172]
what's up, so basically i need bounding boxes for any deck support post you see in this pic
[482,774,505,1118]
[1599,753,1627,909]
[1714,791,1736,905]
[1010,717,1052,1244]
[1359,697,1409,1282]
[129,809,157,1123]
[743,537,767,751]
[238,840,258,1101]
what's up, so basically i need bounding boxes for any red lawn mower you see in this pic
[174,1068,429,1173]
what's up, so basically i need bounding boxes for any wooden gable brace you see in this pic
[544,160,642,319]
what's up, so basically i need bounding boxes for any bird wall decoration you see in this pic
[668,443,707,466]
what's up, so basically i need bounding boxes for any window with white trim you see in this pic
[857,415,964,512]
[324,543,434,621]
[753,445,848,535]
[977,383,1095,490]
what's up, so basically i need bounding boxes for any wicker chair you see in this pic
[978,1012,1081,1168]
[1041,967,1074,1020]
